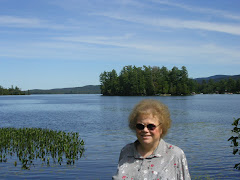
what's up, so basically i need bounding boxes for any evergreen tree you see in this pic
[135,66,146,95]
[143,66,155,95]
[99,65,240,96]
[99,71,108,95]
[109,69,119,95]
[227,78,236,93]
[178,66,189,95]
[160,66,170,94]
[236,79,240,93]
[119,66,131,96]
[169,67,179,95]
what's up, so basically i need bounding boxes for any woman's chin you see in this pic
[139,137,153,144]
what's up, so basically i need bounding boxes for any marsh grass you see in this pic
[0,127,85,169]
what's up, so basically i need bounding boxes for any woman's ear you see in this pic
[159,126,163,138]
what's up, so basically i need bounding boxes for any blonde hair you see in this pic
[129,99,171,138]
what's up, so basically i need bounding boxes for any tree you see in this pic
[143,66,155,95]
[227,78,236,93]
[99,71,108,95]
[169,67,179,95]
[135,66,146,95]
[228,118,240,170]
[218,79,227,94]
[178,66,190,95]
[0,86,4,95]
[160,66,170,94]
[207,79,215,94]
[200,80,208,94]
[119,66,131,95]
[109,69,119,95]
[151,66,160,94]
[128,66,139,95]
[236,79,240,93]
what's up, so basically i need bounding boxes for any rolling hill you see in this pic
[29,85,101,94]
[194,75,240,83]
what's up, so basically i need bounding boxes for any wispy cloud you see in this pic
[52,35,240,63]
[152,0,240,21]
[95,12,240,36]
[53,34,136,48]
[1,35,240,67]
[0,16,43,28]
[0,15,73,30]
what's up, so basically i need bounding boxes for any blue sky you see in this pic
[1,0,240,90]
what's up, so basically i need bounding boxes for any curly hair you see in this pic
[129,99,171,138]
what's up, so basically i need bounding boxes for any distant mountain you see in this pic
[194,75,240,83]
[29,85,101,94]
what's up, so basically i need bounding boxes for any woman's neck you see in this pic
[137,141,160,158]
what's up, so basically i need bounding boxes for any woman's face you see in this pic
[135,112,162,148]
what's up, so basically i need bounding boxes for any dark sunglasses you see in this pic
[135,123,161,131]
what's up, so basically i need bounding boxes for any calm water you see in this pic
[0,94,240,179]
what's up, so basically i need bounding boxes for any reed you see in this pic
[0,127,85,169]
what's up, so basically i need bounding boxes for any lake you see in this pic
[0,94,240,179]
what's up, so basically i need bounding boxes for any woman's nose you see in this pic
[142,126,149,132]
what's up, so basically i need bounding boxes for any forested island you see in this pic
[100,65,240,96]
[0,85,28,95]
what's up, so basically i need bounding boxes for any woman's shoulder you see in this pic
[160,139,186,158]
[118,142,136,162]
[120,142,135,154]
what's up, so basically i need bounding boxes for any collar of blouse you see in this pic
[130,139,167,159]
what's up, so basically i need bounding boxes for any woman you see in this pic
[112,99,191,180]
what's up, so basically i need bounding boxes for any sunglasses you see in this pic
[135,123,161,131]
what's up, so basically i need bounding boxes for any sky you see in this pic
[1,0,240,90]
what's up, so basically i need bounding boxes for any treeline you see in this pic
[100,65,194,96]
[0,85,27,95]
[198,78,240,94]
[99,65,240,96]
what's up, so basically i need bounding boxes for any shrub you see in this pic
[228,118,240,170]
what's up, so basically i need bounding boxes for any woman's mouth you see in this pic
[141,135,151,139]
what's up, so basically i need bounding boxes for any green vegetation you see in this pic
[228,118,240,170]
[0,85,28,95]
[0,127,85,169]
[100,65,240,96]
[198,78,240,94]
[100,65,192,96]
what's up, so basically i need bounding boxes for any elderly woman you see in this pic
[112,99,191,180]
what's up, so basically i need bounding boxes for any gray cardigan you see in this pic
[112,139,191,180]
